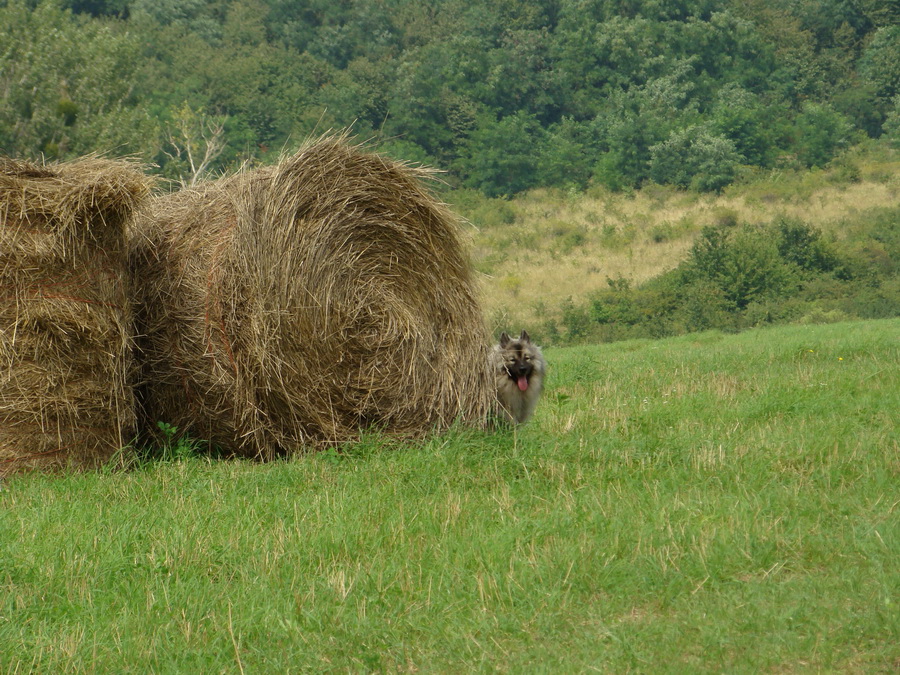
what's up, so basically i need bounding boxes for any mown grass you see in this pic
[2,319,898,673]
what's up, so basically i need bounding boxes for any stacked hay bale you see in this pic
[0,157,149,474]
[131,135,493,458]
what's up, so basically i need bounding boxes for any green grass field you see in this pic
[2,319,897,673]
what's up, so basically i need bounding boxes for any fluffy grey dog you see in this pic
[492,330,546,425]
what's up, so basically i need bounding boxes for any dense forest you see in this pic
[1,0,899,194]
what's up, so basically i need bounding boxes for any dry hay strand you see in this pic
[131,134,493,458]
[0,156,151,474]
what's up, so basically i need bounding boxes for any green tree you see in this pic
[538,117,599,189]
[883,95,900,148]
[0,0,892,195]
[162,103,227,186]
[776,219,839,275]
[711,85,784,166]
[854,0,900,27]
[129,0,222,42]
[385,38,490,160]
[793,102,853,167]
[132,0,331,172]
[65,0,130,17]
[552,14,670,119]
[593,62,700,189]
[676,10,776,92]
[317,57,395,133]
[859,26,900,101]
[0,0,158,160]
[649,126,742,192]
[732,0,829,101]
[485,28,561,122]
[456,112,546,197]
[687,225,794,309]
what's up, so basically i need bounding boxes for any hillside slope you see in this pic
[460,145,900,338]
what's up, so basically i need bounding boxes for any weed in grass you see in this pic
[496,273,521,294]
[143,421,204,463]
[649,222,675,243]
[710,206,740,228]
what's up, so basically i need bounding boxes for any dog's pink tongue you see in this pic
[517,375,529,392]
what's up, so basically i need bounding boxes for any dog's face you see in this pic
[497,330,541,393]
[493,329,545,425]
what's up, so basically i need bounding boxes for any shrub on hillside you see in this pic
[450,189,517,228]
[648,127,742,192]
[685,225,796,309]
[883,96,900,147]
[867,206,900,265]
[793,103,854,168]
[776,219,840,275]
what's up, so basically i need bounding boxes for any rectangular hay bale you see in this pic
[0,157,150,474]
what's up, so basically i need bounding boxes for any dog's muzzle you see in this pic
[507,363,532,392]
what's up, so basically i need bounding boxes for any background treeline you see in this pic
[2,0,900,195]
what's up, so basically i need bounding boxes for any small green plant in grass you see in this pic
[318,446,343,466]
[152,421,201,462]
[648,222,674,243]
[549,221,588,252]
[710,206,740,228]
[499,274,523,296]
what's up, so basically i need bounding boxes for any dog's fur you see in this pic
[492,330,546,425]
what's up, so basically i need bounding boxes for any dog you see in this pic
[492,330,546,425]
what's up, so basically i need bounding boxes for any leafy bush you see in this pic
[549,221,588,252]
[676,279,737,332]
[868,207,900,261]
[710,207,740,228]
[686,225,795,309]
[456,112,545,197]
[776,219,840,275]
[793,103,854,168]
[649,126,743,192]
[711,85,783,167]
[450,189,517,229]
[560,297,594,341]
[883,96,900,147]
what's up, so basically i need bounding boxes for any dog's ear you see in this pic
[499,332,511,347]
[519,330,530,343]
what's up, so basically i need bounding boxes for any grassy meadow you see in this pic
[2,318,897,672]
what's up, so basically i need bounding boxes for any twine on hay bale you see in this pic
[0,156,150,474]
[131,134,493,458]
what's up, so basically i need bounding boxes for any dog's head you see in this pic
[497,330,541,393]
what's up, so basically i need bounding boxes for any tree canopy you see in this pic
[1,0,894,193]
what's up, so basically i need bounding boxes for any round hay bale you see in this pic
[0,156,150,474]
[131,135,493,458]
